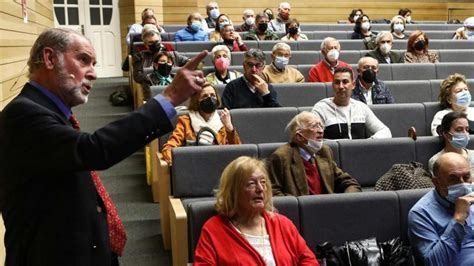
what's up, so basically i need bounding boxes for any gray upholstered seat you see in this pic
[371,103,427,137]
[396,188,432,244]
[414,136,442,170]
[258,40,298,52]
[385,80,432,103]
[436,63,474,79]
[438,50,474,62]
[174,41,216,52]
[271,83,327,107]
[392,63,437,80]
[423,102,443,134]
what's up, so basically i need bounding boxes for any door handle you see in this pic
[81,24,84,35]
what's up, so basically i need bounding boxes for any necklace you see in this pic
[232,217,267,257]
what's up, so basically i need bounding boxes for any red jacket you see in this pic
[194,212,319,265]
[308,60,352,82]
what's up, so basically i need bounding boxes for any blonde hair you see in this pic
[215,156,273,218]
[286,111,321,141]
[438,73,468,109]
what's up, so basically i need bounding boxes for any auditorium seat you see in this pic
[371,103,427,137]
[391,63,437,80]
[385,80,432,104]
[438,49,474,62]
[436,62,474,79]
[271,83,327,107]
[414,136,442,170]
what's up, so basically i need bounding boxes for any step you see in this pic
[116,202,160,222]
[119,253,171,266]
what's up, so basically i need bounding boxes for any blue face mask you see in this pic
[274,56,289,70]
[191,21,202,32]
[466,30,474,37]
[456,90,471,107]
[446,182,473,203]
[449,132,470,149]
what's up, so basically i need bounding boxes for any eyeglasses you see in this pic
[302,122,325,131]
[245,61,264,69]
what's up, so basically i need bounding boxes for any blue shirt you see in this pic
[174,27,209,42]
[408,190,474,265]
[30,81,176,120]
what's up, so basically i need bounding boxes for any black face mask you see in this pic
[156,62,172,77]
[414,40,425,51]
[361,69,376,84]
[199,97,218,113]
[149,41,162,53]
[257,23,268,32]
[288,27,298,35]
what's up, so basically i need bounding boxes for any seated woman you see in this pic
[453,16,474,40]
[142,51,174,100]
[404,30,439,63]
[220,24,248,52]
[429,111,474,176]
[347,9,363,24]
[209,14,232,42]
[205,45,242,85]
[162,83,241,164]
[351,15,377,50]
[194,156,318,265]
[431,73,473,136]
[390,15,408,40]
[280,19,308,41]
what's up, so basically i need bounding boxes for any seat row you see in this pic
[161,23,462,32]
[180,49,474,66]
[130,39,474,54]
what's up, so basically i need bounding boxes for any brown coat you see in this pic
[162,114,241,164]
[267,143,362,196]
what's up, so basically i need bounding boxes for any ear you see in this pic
[42,47,55,70]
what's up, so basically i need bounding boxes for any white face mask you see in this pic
[307,139,323,153]
[274,56,289,70]
[245,17,255,26]
[353,15,360,22]
[210,8,220,19]
[393,24,404,33]
[379,43,391,54]
[326,49,339,62]
[361,22,371,31]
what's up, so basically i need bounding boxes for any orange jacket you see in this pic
[162,115,241,164]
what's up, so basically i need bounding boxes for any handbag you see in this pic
[185,126,218,146]
[375,161,434,191]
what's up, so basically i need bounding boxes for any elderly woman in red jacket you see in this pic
[194,156,319,265]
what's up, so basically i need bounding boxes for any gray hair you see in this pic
[357,56,378,70]
[28,28,81,77]
[255,12,269,22]
[141,24,161,41]
[244,48,266,63]
[243,9,254,16]
[320,37,339,51]
[375,31,393,45]
[211,45,231,61]
[272,42,291,53]
[286,111,321,141]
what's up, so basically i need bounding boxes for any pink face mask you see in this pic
[214,57,230,71]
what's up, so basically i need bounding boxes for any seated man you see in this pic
[308,37,352,82]
[244,13,280,41]
[408,152,474,266]
[269,2,291,33]
[133,28,189,83]
[262,42,305,83]
[267,111,362,196]
[174,12,209,42]
[126,8,154,47]
[365,31,404,64]
[204,1,220,30]
[222,49,281,109]
[312,67,392,139]
[238,9,256,32]
[352,57,394,104]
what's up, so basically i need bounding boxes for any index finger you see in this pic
[253,74,264,82]
[184,50,208,70]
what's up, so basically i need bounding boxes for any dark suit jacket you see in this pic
[267,143,362,196]
[221,77,281,109]
[365,48,404,64]
[0,83,173,266]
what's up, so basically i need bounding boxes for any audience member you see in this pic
[280,19,308,41]
[365,31,404,64]
[390,15,408,40]
[162,83,240,164]
[398,8,414,24]
[194,156,318,265]
[431,73,473,135]
[244,13,280,41]
[0,27,208,265]
[312,67,392,139]
[453,17,474,40]
[222,49,281,109]
[238,9,256,32]
[262,42,304,83]
[142,51,174,99]
[126,8,164,47]
[429,112,474,176]
[133,28,189,83]
[209,14,231,42]
[220,24,248,52]
[351,15,377,50]
[352,57,394,104]
[269,2,291,33]
[348,9,363,24]
[174,12,209,42]
[267,112,362,196]
[204,2,220,29]
[308,37,352,82]
[408,152,474,266]
[263,8,275,21]
[205,45,242,85]
[405,30,439,63]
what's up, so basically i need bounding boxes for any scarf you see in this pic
[189,111,223,144]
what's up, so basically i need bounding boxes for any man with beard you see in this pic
[269,2,292,33]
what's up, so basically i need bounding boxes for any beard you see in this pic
[55,56,91,107]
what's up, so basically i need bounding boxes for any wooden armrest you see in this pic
[158,151,172,250]
[170,197,188,266]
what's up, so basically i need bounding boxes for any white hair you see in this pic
[272,42,291,53]
[320,37,339,51]
[375,31,393,45]
[243,9,254,16]
[211,45,231,61]
[279,2,291,9]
